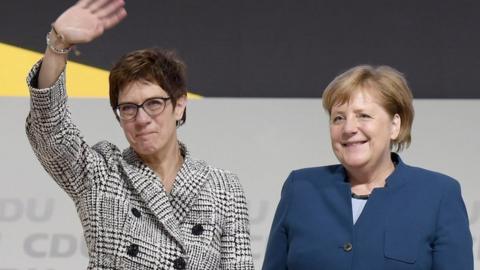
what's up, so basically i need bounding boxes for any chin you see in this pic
[132,144,158,156]
[338,154,370,169]
[343,161,369,170]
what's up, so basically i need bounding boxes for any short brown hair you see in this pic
[109,48,187,125]
[322,65,414,152]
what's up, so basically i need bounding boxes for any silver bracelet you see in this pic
[46,28,72,54]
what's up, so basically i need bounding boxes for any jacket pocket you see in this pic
[182,201,223,249]
[182,220,222,269]
[186,246,221,270]
[98,194,129,232]
[96,194,130,267]
[384,230,418,264]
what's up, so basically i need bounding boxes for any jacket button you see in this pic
[343,242,353,252]
[131,207,141,218]
[191,224,204,235]
[126,244,139,257]
[173,257,186,269]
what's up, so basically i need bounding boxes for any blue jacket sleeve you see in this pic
[261,171,295,270]
[432,179,473,270]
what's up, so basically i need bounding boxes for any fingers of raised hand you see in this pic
[77,0,108,10]
[81,0,124,16]
[95,0,126,19]
[79,0,126,30]
[76,0,96,9]
[102,8,127,30]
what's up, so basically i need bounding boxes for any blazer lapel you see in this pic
[331,166,356,227]
[120,148,186,250]
[169,154,210,224]
[350,153,409,228]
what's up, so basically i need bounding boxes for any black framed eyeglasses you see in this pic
[115,97,171,120]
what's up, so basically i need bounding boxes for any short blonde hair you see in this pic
[322,65,414,152]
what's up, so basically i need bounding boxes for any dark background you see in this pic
[2,0,479,98]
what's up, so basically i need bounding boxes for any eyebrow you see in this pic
[331,107,374,115]
[118,96,169,105]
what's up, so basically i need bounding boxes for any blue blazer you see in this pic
[262,154,473,270]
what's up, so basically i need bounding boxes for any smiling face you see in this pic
[329,89,400,173]
[118,80,186,159]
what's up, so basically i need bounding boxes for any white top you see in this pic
[351,197,368,224]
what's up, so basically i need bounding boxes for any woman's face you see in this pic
[118,81,186,158]
[329,89,400,172]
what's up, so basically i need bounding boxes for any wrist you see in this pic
[46,25,73,54]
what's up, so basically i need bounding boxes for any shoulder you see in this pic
[292,164,341,177]
[287,164,343,186]
[90,140,123,167]
[92,140,122,156]
[275,164,344,198]
[187,156,245,195]
[392,159,464,206]
[208,164,245,194]
[401,162,461,192]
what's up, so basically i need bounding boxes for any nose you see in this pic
[134,107,152,124]
[343,117,358,134]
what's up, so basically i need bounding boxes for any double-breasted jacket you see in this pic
[26,62,254,270]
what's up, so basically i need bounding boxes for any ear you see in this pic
[390,114,401,140]
[174,94,187,121]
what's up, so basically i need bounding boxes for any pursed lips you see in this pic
[136,132,156,138]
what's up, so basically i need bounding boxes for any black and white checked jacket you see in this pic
[25,62,254,270]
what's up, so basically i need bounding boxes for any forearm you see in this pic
[38,30,70,88]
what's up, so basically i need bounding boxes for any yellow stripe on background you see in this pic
[0,42,202,99]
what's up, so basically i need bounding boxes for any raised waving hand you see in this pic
[53,0,127,47]
[38,0,127,88]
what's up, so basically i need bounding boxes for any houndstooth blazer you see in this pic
[25,62,254,270]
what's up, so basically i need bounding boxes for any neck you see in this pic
[139,140,183,193]
[346,157,395,196]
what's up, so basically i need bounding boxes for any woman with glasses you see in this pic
[25,0,253,269]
